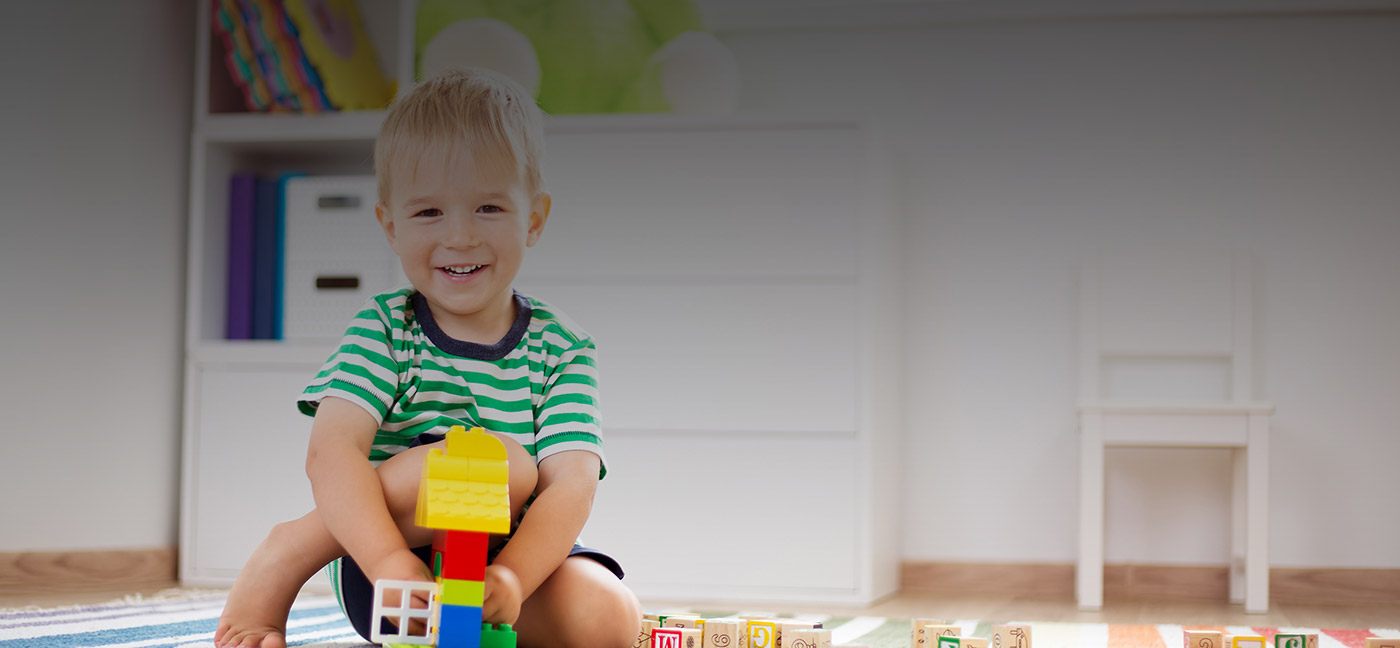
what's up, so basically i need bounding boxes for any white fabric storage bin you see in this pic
[282,175,405,341]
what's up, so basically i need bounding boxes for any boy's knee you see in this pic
[491,433,538,514]
[563,583,641,648]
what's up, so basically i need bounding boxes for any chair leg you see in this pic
[1230,447,1246,604]
[1245,413,1270,614]
[1078,413,1104,611]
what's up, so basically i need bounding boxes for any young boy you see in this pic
[214,69,641,648]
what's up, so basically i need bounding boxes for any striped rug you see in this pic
[1,591,1396,647]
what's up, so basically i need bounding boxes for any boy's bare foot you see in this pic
[214,521,328,648]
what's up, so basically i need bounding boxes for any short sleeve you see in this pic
[298,304,401,425]
[535,338,606,478]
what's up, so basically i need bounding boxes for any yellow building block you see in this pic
[438,578,485,607]
[450,425,507,459]
[415,426,512,533]
[417,477,511,532]
[426,456,509,484]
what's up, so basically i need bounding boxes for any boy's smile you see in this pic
[376,150,550,344]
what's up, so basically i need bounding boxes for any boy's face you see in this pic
[376,151,550,341]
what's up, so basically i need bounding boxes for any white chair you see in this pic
[1076,249,1273,613]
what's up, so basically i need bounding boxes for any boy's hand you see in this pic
[482,564,522,625]
[366,546,434,586]
[366,548,435,635]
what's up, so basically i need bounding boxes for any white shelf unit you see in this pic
[180,0,902,604]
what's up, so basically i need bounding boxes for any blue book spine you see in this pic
[272,171,305,340]
[226,173,257,340]
[252,176,278,339]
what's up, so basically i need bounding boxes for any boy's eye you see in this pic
[478,204,504,215]
[412,208,442,218]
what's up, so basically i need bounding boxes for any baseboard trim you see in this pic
[901,561,1400,604]
[0,547,177,594]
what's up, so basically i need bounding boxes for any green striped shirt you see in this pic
[298,287,605,477]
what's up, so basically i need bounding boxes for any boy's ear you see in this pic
[375,202,395,245]
[526,192,552,247]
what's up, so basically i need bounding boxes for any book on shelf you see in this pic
[225,173,257,339]
[251,177,278,339]
[228,171,305,340]
[272,172,305,340]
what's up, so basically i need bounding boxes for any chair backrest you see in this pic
[1078,247,1254,403]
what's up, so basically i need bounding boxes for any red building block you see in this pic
[435,530,489,581]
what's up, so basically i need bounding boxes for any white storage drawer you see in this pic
[282,176,404,341]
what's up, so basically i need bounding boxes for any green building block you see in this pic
[481,622,517,648]
[439,579,485,606]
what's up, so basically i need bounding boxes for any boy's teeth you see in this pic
[443,264,482,274]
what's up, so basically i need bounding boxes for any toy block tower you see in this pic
[418,425,512,648]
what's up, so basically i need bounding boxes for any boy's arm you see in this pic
[305,396,425,582]
[491,450,601,598]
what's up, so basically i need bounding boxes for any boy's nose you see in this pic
[443,214,481,248]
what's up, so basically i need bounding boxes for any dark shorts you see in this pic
[330,543,624,642]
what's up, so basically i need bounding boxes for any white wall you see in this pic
[0,1,191,551]
[722,12,1400,568]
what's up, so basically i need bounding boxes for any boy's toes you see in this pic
[217,628,285,648]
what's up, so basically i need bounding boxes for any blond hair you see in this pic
[374,68,545,202]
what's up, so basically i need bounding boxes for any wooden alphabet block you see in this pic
[777,620,818,647]
[992,624,1031,648]
[749,620,779,648]
[785,628,833,648]
[702,619,743,648]
[636,619,657,648]
[1184,630,1225,648]
[1274,634,1318,648]
[663,614,704,629]
[938,638,987,648]
[1366,639,1400,648]
[1232,636,1268,648]
[652,627,702,648]
[913,620,957,647]
[926,625,961,640]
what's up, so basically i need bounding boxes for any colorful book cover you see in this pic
[212,0,274,111]
[252,177,278,339]
[283,0,394,110]
[236,0,298,111]
[227,174,258,339]
[256,0,332,112]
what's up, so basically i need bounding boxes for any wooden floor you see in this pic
[3,582,1397,629]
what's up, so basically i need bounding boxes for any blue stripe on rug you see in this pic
[0,596,225,622]
[0,601,348,647]
[0,599,232,630]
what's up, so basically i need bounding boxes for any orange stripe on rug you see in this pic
[1107,624,1167,648]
